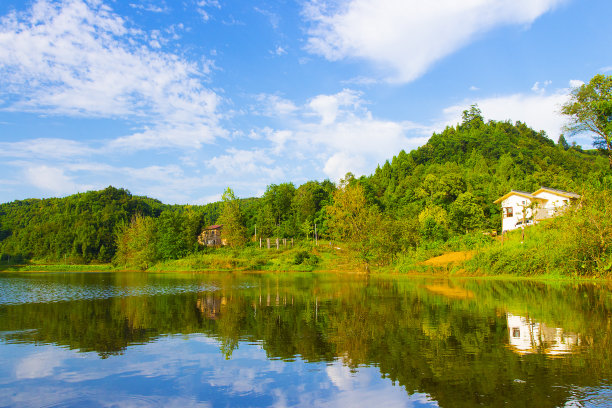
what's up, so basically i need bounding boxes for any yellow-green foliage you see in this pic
[465,188,612,277]
[148,242,326,272]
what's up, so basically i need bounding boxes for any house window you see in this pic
[512,328,520,338]
[504,207,513,218]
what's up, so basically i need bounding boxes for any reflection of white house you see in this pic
[506,313,580,356]
[494,187,581,233]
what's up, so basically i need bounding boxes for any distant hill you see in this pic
[0,187,167,263]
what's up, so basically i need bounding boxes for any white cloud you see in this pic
[196,0,220,22]
[323,152,366,181]
[600,66,612,73]
[254,6,280,30]
[206,148,283,180]
[129,2,169,13]
[109,123,224,150]
[308,89,361,125]
[531,80,551,93]
[24,164,83,194]
[255,94,298,117]
[273,45,287,56]
[304,0,565,83]
[0,138,94,159]
[568,79,585,88]
[0,0,224,150]
[252,89,430,181]
[340,76,379,86]
[15,349,71,379]
[4,157,220,204]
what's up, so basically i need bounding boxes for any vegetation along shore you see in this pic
[2,77,611,278]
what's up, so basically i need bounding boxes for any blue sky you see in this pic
[0,0,610,204]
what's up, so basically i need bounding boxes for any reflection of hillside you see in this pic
[0,273,611,408]
[506,313,580,356]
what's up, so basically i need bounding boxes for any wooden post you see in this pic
[260,237,262,249]
[291,238,294,247]
[267,238,270,249]
[276,238,279,250]
[283,238,286,247]
[314,223,318,246]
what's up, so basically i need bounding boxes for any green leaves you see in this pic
[218,187,248,248]
[562,74,612,167]
[113,214,157,270]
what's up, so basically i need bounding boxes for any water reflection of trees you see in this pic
[0,273,610,407]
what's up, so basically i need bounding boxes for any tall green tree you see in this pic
[449,192,485,233]
[156,211,189,260]
[113,214,157,270]
[561,74,612,167]
[218,188,247,248]
[326,178,389,267]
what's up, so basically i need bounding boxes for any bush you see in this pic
[293,250,319,266]
[465,188,612,277]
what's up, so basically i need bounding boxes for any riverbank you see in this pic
[3,239,610,281]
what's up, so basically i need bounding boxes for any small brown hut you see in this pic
[198,224,226,247]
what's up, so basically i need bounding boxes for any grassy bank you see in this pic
[147,243,365,273]
[1,243,364,274]
[3,198,610,279]
[0,262,118,272]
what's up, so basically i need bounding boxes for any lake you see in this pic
[0,272,611,407]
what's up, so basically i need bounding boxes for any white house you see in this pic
[506,313,580,356]
[494,187,580,233]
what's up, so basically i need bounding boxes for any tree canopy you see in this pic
[562,74,612,167]
[1,107,609,267]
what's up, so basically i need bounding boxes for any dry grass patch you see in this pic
[422,251,475,267]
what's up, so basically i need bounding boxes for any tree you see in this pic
[156,211,189,260]
[561,74,612,167]
[326,180,376,265]
[449,192,484,234]
[113,214,157,270]
[557,134,570,150]
[460,104,484,129]
[218,188,247,248]
[325,177,405,268]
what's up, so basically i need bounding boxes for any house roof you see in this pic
[205,224,223,230]
[493,190,541,204]
[532,187,581,199]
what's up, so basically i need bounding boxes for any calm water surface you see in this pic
[0,272,611,407]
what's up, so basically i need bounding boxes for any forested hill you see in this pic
[365,107,609,231]
[1,107,609,266]
[0,187,223,263]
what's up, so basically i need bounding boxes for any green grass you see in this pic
[147,242,346,273]
[0,263,117,272]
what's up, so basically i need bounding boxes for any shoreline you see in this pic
[2,262,610,283]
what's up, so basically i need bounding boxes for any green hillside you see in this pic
[1,107,610,273]
[365,106,608,232]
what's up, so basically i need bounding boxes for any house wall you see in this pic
[500,195,535,232]
[506,313,579,355]
[532,191,570,211]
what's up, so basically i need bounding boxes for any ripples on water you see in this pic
[0,273,221,305]
[0,272,610,407]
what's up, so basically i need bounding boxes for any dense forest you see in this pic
[1,106,610,270]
